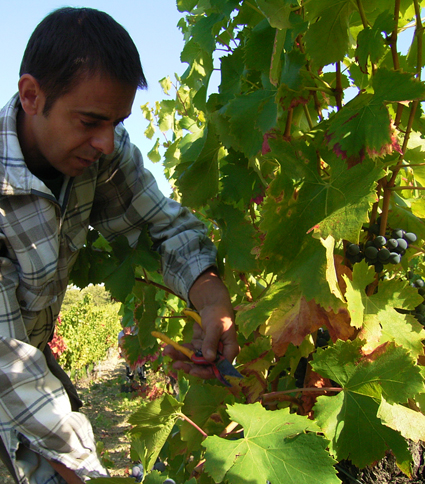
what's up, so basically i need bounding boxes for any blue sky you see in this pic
[0,1,186,194]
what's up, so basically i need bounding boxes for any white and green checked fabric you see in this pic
[0,94,217,483]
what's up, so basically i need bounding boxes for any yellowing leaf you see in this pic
[320,236,345,302]
[378,397,425,443]
[259,288,327,356]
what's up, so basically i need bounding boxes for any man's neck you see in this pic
[17,106,58,179]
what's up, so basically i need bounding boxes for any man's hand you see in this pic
[163,269,239,380]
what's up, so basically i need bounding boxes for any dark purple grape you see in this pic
[347,243,360,256]
[396,238,408,251]
[392,228,405,239]
[404,232,417,244]
[373,236,387,248]
[378,248,390,261]
[389,252,401,264]
[415,278,425,288]
[386,238,398,250]
[365,246,379,259]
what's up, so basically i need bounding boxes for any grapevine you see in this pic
[82,1,425,483]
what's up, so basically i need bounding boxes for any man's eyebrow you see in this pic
[76,110,131,123]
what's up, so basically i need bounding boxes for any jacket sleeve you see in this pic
[0,240,108,482]
[0,336,108,482]
[90,125,218,302]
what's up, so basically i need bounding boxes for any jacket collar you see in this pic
[0,94,56,197]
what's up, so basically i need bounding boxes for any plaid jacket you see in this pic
[0,94,217,483]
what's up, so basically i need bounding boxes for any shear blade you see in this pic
[216,357,243,379]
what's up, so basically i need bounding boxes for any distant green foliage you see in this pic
[57,294,121,374]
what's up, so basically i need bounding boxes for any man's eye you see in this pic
[81,120,97,127]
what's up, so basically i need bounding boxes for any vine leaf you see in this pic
[237,337,274,402]
[327,69,425,161]
[135,285,160,351]
[342,261,376,329]
[175,124,220,207]
[203,402,340,484]
[259,285,328,356]
[224,89,277,158]
[356,11,395,72]
[255,0,293,29]
[260,138,383,273]
[211,201,260,272]
[129,394,182,473]
[378,397,425,443]
[312,341,425,469]
[304,0,354,67]
[345,270,425,357]
[89,477,140,483]
[180,383,232,453]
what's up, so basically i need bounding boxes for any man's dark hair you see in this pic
[20,7,147,114]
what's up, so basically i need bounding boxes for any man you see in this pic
[0,7,238,484]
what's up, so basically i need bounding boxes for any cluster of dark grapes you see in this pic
[345,228,417,273]
[408,276,425,325]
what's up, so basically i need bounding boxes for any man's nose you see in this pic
[90,126,115,155]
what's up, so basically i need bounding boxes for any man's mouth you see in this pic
[77,156,98,167]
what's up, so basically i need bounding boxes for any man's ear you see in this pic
[18,74,45,115]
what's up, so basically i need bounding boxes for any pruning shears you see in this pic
[152,309,243,387]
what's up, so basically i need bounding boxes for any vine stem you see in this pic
[219,420,240,438]
[356,0,369,28]
[389,185,425,191]
[284,109,293,138]
[390,0,401,70]
[261,387,342,405]
[335,62,343,111]
[134,276,182,299]
[178,412,208,438]
[413,0,423,80]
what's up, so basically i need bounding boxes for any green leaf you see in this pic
[244,19,276,73]
[191,13,225,54]
[129,394,182,472]
[218,48,245,103]
[158,99,176,132]
[180,383,232,452]
[356,11,394,71]
[236,280,292,338]
[136,285,160,350]
[212,202,259,272]
[220,150,264,206]
[203,403,339,484]
[159,76,173,95]
[327,93,393,160]
[312,341,424,467]
[373,68,425,103]
[148,139,161,163]
[304,0,355,67]
[255,0,293,29]
[260,139,383,272]
[177,0,198,13]
[175,124,221,207]
[225,89,277,158]
[276,49,312,109]
[104,231,160,302]
[89,477,138,483]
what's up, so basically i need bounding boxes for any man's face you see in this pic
[25,74,136,177]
